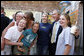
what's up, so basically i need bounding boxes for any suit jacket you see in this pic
[55,25,63,47]
[51,21,63,46]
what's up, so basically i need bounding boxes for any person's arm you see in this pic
[1,38,5,50]
[64,44,71,55]
[64,28,72,55]
[1,22,15,50]
[5,38,23,46]
[18,34,24,42]
[17,34,25,52]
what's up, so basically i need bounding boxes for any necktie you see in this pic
[51,22,57,43]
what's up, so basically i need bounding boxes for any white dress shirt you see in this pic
[52,21,60,43]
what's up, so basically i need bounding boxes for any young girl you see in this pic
[2,18,27,55]
[20,11,37,55]
[13,22,39,55]
[55,14,75,55]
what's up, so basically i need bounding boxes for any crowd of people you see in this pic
[1,6,79,55]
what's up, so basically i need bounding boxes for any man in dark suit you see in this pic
[1,6,10,50]
[49,9,63,55]
[49,10,79,55]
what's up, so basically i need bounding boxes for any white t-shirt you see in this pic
[4,26,24,42]
[55,27,75,55]
[4,26,24,52]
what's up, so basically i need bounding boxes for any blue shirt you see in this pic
[21,29,37,47]
[37,23,52,46]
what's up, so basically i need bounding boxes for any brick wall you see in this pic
[1,1,60,12]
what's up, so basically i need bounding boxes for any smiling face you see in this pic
[42,13,48,23]
[52,10,60,21]
[16,13,24,25]
[32,23,39,33]
[18,19,27,29]
[59,15,68,28]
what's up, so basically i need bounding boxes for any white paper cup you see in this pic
[71,25,77,34]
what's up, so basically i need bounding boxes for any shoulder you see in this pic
[47,23,52,28]
[6,26,17,34]
[1,14,5,18]
[65,27,71,31]
[34,33,38,37]
[5,16,10,19]
[52,21,56,24]
[24,29,32,32]
[8,26,17,30]
[9,21,15,26]
[40,23,42,25]
[27,29,32,31]
[64,27,71,34]
[51,21,56,27]
[48,23,52,25]
[3,16,10,21]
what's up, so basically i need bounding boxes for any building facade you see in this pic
[65,1,83,55]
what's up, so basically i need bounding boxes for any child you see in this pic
[55,14,75,55]
[1,18,27,55]
[13,22,39,55]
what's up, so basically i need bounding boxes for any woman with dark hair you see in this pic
[24,12,34,29]
[24,12,37,55]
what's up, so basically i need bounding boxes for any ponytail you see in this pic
[68,21,71,27]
